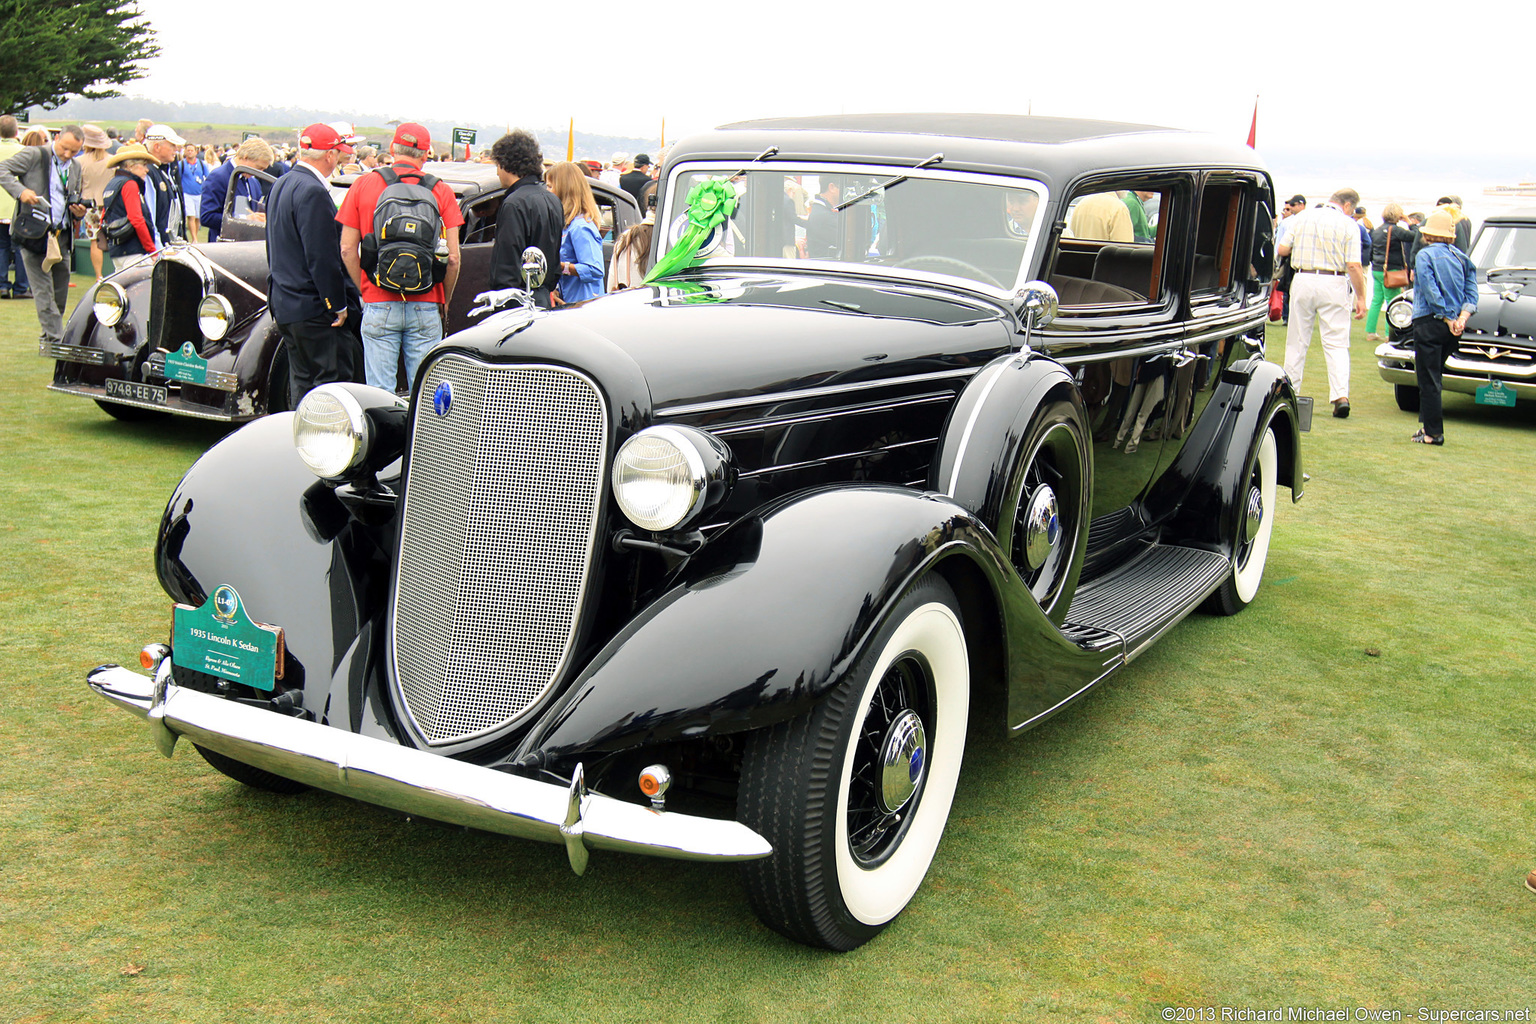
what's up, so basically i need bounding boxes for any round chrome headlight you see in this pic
[93,281,127,326]
[612,425,732,532]
[198,294,234,340]
[293,384,370,479]
[1386,297,1414,331]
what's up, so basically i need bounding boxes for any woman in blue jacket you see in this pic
[548,161,605,305]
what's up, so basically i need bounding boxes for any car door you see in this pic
[1033,172,1195,529]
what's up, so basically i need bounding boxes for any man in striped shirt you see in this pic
[1276,188,1368,417]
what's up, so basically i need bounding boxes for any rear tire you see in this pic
[1204,423,1278,616]
[194,744,309,794]
[1394,384,1421,412]
[738,573,968,950]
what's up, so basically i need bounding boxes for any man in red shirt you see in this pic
[337,122,462,393]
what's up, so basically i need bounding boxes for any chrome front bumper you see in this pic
[87,662,771,873]
[1375,341,1536,399]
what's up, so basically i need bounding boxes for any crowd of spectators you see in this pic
[1270,188,1477,431]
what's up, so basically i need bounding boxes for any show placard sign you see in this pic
[172,585,283,691]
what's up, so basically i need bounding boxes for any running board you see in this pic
[1064,544,1230,660]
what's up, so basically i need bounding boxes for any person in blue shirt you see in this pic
[547,161,606,305]
[1409,208,1478,445]
[178,143,211,241]
[201,137,272,242]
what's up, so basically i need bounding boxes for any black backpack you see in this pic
[361,167,446,294]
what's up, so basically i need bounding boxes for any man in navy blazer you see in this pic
[265,123,360,399]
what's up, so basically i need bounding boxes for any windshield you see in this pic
[1470,223,1536,275]
[661,165,1045,292]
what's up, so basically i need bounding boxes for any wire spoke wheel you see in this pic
[738,574,968,950]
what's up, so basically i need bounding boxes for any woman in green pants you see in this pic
[1367,202,1416,341]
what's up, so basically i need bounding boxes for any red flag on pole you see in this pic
[1246,97,1257,149]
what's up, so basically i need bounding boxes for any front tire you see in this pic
[738,573,969,950]
[1204,423,1278,616]
[94,399,166,421]
[194,744,309,794]
[1394,383,1421,412]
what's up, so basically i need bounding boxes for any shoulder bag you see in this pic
[1383,228,1409,289]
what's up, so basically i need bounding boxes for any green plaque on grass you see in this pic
[1476,380,1516,407]
[164,342,208,385]
[172,585,280,691]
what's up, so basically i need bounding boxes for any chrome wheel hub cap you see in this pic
[877,710,927,814]
[1022,485,1061,570]
[1243,485,1264,544]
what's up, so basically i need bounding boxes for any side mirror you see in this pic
[521,246,547,291]
[1012,281,1058,351]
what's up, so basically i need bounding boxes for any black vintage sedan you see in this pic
[1376,208,1536,411]
[45,163,640,421]
[87,114,1304,950]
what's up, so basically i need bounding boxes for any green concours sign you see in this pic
[164,342,209,385]
[172,585,282,691]
[1476,380,1517,407]
[451,127,476,148]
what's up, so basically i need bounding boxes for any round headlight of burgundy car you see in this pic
[198,294,235,341]
[612,425,732,532]
[92,281,127,326]
[293,384,371,480]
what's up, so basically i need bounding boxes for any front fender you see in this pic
[155,414,393,699]
[517,486,998,762]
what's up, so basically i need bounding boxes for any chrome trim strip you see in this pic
[46,382,238,421]
[202,254,268,302]
[656,367,977,418]
[86,664,772,866]
[738,436,934,479]
[1008,655,1123,733]
[146,362,241,392]
[944,356,1018,496]
[708,391,954,437]
[40,341,108,364]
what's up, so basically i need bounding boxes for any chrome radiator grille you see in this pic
[392,356,608,746]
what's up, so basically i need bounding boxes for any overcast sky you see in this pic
[129,0,1529,178]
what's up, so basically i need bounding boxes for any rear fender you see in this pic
[1149,357,1302,553]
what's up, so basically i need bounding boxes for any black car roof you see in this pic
[667,113,1269,192]
[332,161,639,209]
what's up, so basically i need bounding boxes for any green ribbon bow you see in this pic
[642,178,737,285]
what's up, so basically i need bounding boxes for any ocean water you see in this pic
[1274,177,1534,238]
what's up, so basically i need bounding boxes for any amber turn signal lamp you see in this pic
[638,765,672,810]
[140,643,169,670]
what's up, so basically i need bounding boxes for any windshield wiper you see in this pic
[835,153,943,212]
[719,146,779,182]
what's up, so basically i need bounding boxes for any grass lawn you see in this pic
[1,286,1532,1022]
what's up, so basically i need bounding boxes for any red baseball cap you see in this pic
[392,122,431,152]
[297,122,354,154]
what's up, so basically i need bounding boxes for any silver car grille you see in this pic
[391,356,608,746]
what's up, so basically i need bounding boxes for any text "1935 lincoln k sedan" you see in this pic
[87,114,1304,950]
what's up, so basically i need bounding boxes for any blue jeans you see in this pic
[0,221,29,295]
[360,300,443,393]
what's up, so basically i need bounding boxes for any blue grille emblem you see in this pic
[433,381,453,417]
